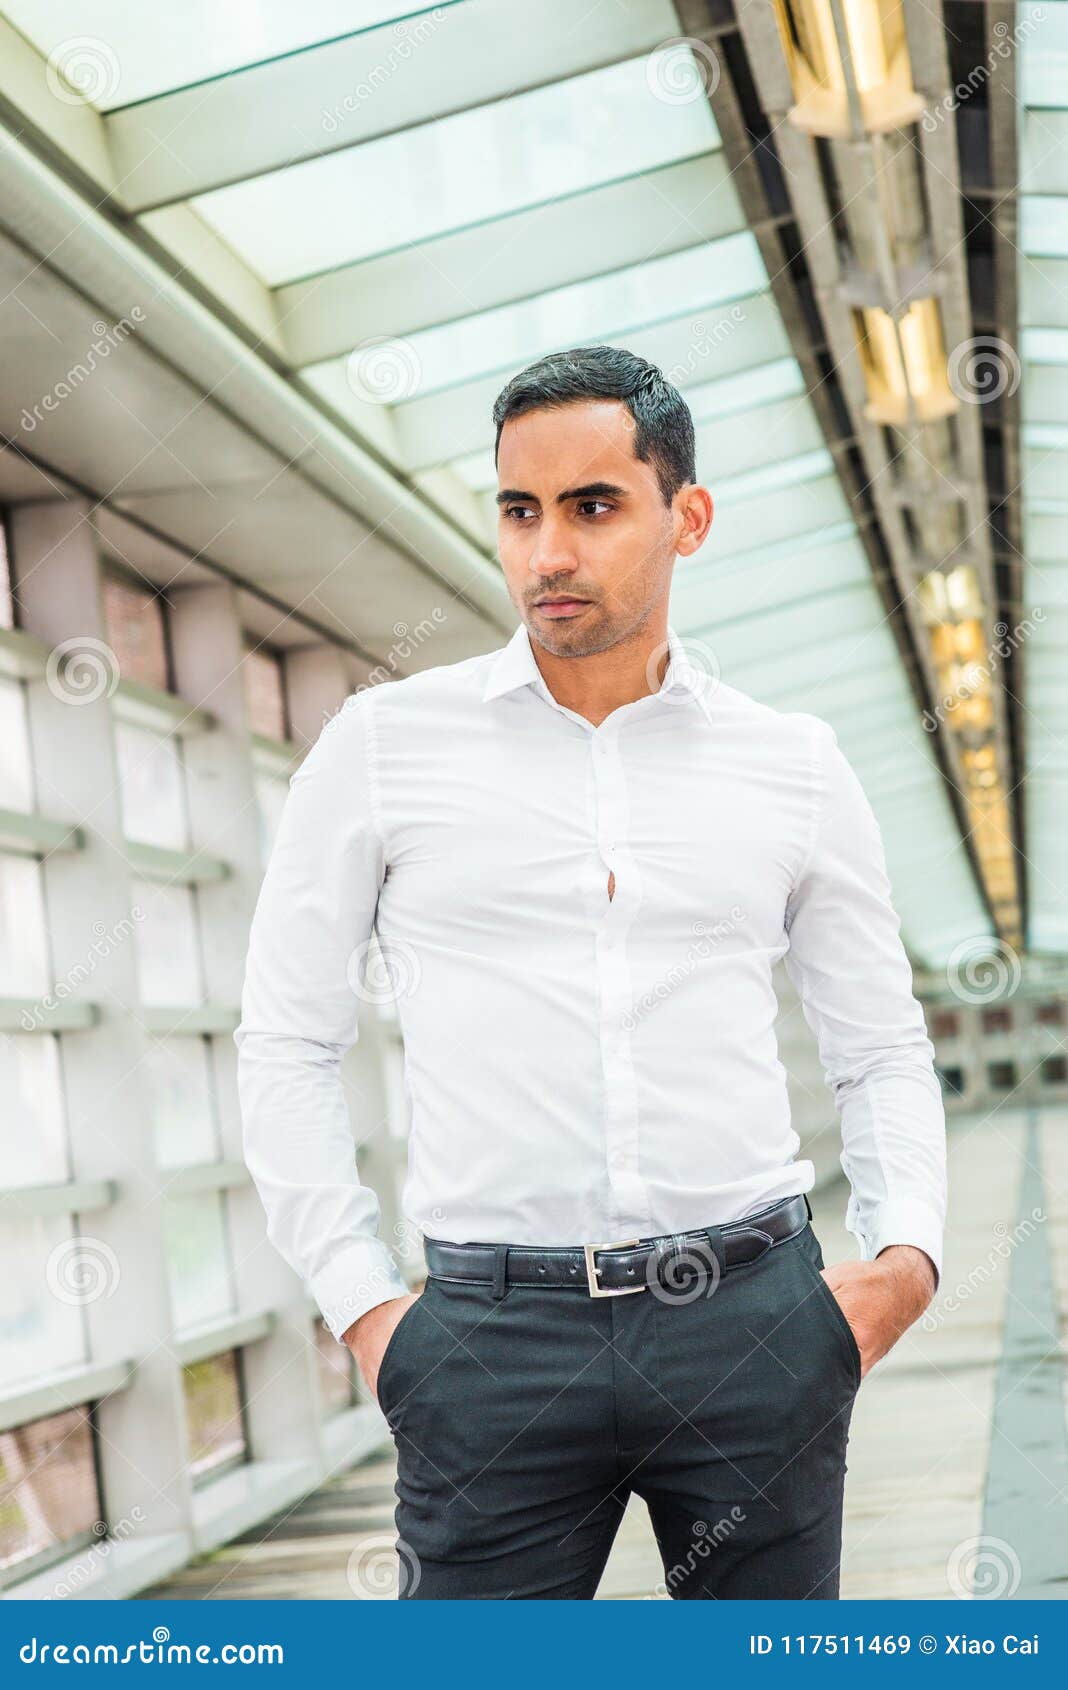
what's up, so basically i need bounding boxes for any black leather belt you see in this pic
[424,1192,812,1299]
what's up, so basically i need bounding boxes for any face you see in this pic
[495,398,706,658]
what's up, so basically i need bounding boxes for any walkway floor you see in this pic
[140,1105,1068,1599]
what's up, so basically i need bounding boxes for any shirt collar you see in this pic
[481,622,544,703]
[481,621,710,707]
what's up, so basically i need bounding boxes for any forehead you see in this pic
[496,398,651,490]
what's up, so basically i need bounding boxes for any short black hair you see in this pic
[491,345,696,505]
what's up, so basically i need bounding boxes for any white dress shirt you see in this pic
[236,623,946,1341]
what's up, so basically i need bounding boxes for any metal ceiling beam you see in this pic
[0,122,513,633]
[978,0,1027,936]
[676,0,1013,944]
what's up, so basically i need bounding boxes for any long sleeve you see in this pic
[783,718,947,1289]
[235,693,408,1342]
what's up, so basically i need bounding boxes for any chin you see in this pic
[530,614,611,658]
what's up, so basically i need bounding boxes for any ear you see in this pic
[676,485,714,558]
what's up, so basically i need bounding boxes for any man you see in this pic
[236,345,945,1601]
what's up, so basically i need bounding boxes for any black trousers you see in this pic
[376,1218,862,1599]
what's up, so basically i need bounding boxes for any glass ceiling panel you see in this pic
[1021,328,1068,361]
[333,234,765,398]
[1019,196,1068,258]
[1024,423,1068,450]
[693,399,824,483]
[1020,110,1068,194]
[680,519,858,580]
[675,533,871,629]
[1020,0,1068,954]
[709,448,834,505]
[706,474,849,556]
[686,359,805,422]
[1018,0,1068,107]
[2,0,413,109]
[192,53,721,285]
[1021,363,1068,423]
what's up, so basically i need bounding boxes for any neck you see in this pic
[528,613,671,728]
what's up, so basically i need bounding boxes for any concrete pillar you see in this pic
[167,580,321,1464]
[282,643,353,749]
[11,497,193,1540]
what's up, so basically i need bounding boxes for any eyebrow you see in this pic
[495,481,629,507]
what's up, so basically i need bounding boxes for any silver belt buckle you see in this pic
[583,1237,645,1297]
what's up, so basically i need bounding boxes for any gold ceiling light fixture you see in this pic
[918,567,1021,946]
[771,0,925,138]
[853,298,958,426]
[960,745,1022,948]
[918,564,992,733]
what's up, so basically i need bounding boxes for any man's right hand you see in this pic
[343,1292,421,1404]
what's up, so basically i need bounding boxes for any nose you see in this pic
[529,513,579,578]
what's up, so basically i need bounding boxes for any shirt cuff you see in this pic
[310,1238,410,1343]
[858,1197,944,1293]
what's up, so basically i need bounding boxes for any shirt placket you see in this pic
[590,720,650,1238]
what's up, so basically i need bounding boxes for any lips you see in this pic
[533,597,591,618]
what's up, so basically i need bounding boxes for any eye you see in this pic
[576,499,614,517]
[503,503,537,522]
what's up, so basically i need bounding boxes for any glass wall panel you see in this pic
[243,647,287,741]
[132,881,202,1007]
[182,1349,246,1483]
[0,1214,88,1389]
[115,722,189,849]
[0,855,50,998]
[102,574,169,691]
[0,679,34,811]
[162,1193,234,1332]
[143,1038,218,1170]
[0,1405,100,1588]
[0,1035,68,1188]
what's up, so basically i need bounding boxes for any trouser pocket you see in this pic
[792,1226,862,1390]
[375,1292,425,1418]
